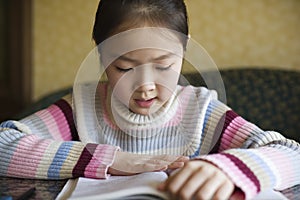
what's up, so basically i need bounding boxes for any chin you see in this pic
[130,108,150,116]
[130,107,159,116]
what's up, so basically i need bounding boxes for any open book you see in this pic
[56,172,169,200]
[56,171,288,200]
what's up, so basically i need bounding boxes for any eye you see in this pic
[115,66,132,72]
[156,64,172,71]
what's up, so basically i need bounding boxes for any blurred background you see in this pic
[0,0,299,121]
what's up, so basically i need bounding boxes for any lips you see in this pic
[134,98,156,108]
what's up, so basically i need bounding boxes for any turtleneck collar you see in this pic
[103,84,180,134]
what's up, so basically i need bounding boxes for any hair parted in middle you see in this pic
[92,0,189,48]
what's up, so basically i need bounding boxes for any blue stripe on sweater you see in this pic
[190,102,213,158]
[0,128,25,176]
[47,142,74,179]
[0,120,18,129]
[246,150,276,186]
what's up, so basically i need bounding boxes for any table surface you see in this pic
[0,177,67,200]
[0,176,299,200]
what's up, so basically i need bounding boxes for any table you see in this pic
[0,176,299,199]
[0,177,66,199]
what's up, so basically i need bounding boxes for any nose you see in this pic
[135,65,156,92]
[136,82,156,92]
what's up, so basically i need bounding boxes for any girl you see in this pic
[0,1,299,200]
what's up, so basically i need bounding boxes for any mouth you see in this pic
[134,98,156,108]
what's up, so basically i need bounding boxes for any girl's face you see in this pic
[105,48,183,115]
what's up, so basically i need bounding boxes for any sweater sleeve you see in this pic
[198,99,300,199]
[0,94,119,180]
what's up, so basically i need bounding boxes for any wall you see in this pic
[33,0,99,100]
[185,0,300,70]
[33,0,300,100]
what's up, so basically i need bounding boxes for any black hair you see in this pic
[92,0,189,48]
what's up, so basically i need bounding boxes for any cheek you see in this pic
[158,86,174,101]
[107,72,133,107]
[106,68,122,88]
[156,71,180,101]
[156,66,181,92]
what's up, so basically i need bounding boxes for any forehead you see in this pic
[99,28,184,67]
[114,49,178,64]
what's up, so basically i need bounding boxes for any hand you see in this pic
[108,151,189,176]
[158,160,235,200]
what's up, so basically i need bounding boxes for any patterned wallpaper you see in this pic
[185,0,300,70]
[33,0,300,100]
[33,0,99,100]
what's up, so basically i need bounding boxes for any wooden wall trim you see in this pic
[21,0,32,106]
[9,0,32,106]
[0,0,32,120]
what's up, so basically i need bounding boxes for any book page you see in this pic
[254,189,288,200]
[57,171,289,200]
[65,172,169,200]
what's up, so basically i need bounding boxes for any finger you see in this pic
[229,189,245,200]
[176,169,209,200]
[154,166,168,172]
[165,156,189,170]
[175,156,190,162]
[141,155,178,165]
[162,165,195,194]
[168,161,185,169]
[158,161,198,191]
[132,155,171,166]
[213,180,235,200]
[137,162,168,172]
[157,168,181,190]
[159,154,186,164]
[147,156,186,170]
[195,173,224,200]
[142,155,188,167]
[113,158,168,173]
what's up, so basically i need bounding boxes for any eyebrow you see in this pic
[117,52,175,64]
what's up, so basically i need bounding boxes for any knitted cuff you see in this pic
[199,153,260,200]
[73,143,120,179]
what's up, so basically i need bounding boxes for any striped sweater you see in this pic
[1,83,300,199]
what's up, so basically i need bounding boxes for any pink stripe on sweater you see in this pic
[84,145,118,179]
[47,105,72,141]
[229,122,260,149]
[259,147,299,189]
[202,153,258,199]
[220,116,247,150]
[6,135,51,178]
[35,109,64,140]
[165,87,189,126]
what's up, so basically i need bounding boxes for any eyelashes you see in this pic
[115,64,173,73]
[116,67,132,72]
[156,65,172,71]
